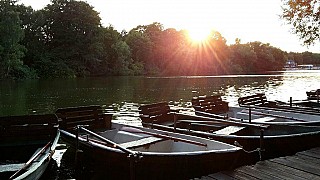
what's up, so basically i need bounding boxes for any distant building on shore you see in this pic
[297,64,313,69]
[284,60,297,68]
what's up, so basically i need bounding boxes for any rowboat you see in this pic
[0,114,60,180]
[140,102,320,162]
[200,106,320,126]
[225,106,320,125]
[237,93,320,115]
[289,89,320,108]
[56,105,246,179]
[306,89,320,100]
[193,94,320,125]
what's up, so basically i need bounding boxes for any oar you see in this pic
[9,141,52,180]
[120,127,207,147]
[245,110,307,122]
[181,112,269,129]
[78,126,138,156]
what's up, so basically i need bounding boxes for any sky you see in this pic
[18,0,320,53]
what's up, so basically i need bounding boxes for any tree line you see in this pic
[0,0,319,79]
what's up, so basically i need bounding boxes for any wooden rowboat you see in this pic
[306,89,320,101]
[56,105,246,179]
[195,106,320,126]
[140,102,320,162]
[289,89,320,108]
[193,94,320,125]
[0,114,60,180]
[237,93,320,115]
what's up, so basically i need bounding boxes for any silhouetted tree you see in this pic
[281,0,320,45]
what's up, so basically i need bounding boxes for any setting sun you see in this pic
[187,28,211,43]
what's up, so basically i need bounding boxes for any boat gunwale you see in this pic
[59,124,242,156]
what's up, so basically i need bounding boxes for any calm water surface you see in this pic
[1,70,320,179]
[1,70,320,116]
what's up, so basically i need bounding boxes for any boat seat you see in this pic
[0,163,24,172]
[252,116,275,123]
[238,93,276,107]
[119,136,163,148]
[192,95,229,114]
[236,111,262,119]
[213,126,245,135]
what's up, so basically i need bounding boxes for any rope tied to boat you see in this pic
[234,141,264,160]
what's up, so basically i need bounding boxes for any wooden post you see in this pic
[173,113,177,132]
[290,97,292,107]
[259,128,264,161]
[248,107,252,123]
[75,125,83,179]
[104,113,112,129]
[75,126,80,161]
[129,154,136,180]
[317,90,319,104]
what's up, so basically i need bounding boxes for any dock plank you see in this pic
[298,149,320,159]
[296,153,320,163]
[212,170,259,180]
[206,172,236,180]
[235,165,282,180]
[255,161,311,180]
[201,147,320,180]
[270,156,320,176]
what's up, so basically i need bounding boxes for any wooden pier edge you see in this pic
[195,147,320,180]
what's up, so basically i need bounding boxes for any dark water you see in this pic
[1,70,320,116]
[1,70,320,179]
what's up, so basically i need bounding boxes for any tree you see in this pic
[42,0,102,76]
[0,0,30,79]
[229,43,257,73]
[281,0,320,45]
[125,26,154,74]
[110,41,133,75]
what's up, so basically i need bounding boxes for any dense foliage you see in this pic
[0,0,318,79]
[281,0,320,46]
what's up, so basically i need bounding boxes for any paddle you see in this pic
[78,126,138,156]
[120,126,207,147]
[9,141,52,180]
[180,112,269,129]
[243,104,320,115]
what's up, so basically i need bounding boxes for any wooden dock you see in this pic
[197,147,320,179]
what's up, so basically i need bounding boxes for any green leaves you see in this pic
[0,0,27,79]
[281,0,320,46]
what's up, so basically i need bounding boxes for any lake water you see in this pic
[1,70,320,179]
[1,70,320,117]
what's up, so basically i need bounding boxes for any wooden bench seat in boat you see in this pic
[139,102,175,124]
[238,93,276,107]
[119,136,163,148]
[235,109,276,122]
[56,105,112,131]
[192,95,229,114]
[251,116,275,123]
[307,89,320,100]
[0,114,58,143]
[213,126,246,135]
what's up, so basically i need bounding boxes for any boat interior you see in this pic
[0,114,58,179]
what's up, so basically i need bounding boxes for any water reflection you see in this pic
[1,70,320,116]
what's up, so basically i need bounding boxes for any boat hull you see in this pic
[60,124,246,179]
[0,114,59,180]
[143,111,320,162]
[196,106,320,126]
